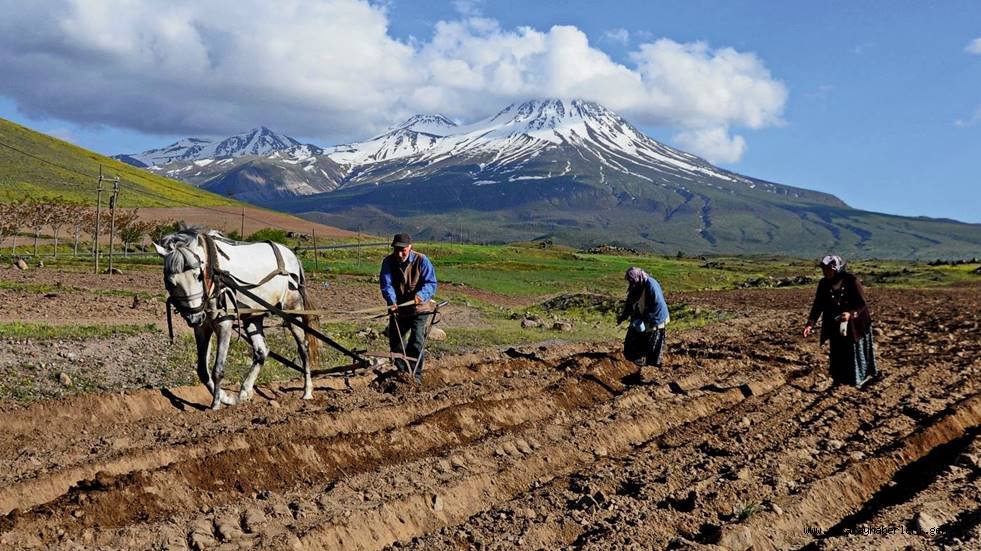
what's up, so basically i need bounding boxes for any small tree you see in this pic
[148,220,182,244]
[68,204,90,257]
[6,198,29,256]
[83,207,112,256]
[115,209,149,256]
[48,198,82,259]
[27,198,56,258]
[247,227,288,244]
[0,202,14,255]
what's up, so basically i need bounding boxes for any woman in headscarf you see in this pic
[616,267,670,366]
[802,255,878,387]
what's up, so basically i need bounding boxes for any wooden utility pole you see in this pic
[94,166,104,274]
[107,177,120,275]
[240,206,245,238]
[312,228,319,272]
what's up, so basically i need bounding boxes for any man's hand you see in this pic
[803,323,813,338]
[389,303,398,313]
[414,295,423,304]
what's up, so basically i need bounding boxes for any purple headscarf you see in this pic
[625,267,648,286]
[820,255,845,273]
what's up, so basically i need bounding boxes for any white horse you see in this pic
[154,228,320,409]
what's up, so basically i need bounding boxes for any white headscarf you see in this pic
[820,255,845,273]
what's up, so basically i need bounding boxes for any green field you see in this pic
[0,117,238,207]
[0,240,976,402]
[301,242,981,298]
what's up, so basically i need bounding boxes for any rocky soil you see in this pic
[0,268,977,550]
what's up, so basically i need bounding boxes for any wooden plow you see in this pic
[214,270,445,385]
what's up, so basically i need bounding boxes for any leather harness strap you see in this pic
[168,234,300,322]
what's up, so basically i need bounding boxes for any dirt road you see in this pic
[0,286,978,550]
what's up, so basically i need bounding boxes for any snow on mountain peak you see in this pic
[213,127,300,158]
[326,97,747,187]
[393,114,457,135]
[119,127,302,166]
[119,99,750,194]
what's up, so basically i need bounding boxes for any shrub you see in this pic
[247,228,288,244]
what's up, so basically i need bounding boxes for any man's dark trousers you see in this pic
[389,313,429,380]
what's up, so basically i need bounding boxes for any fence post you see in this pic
[107,177,119,275]
[94,166,104,274]
[313,228,319,272]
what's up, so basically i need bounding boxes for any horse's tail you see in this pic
[297,263,321,368]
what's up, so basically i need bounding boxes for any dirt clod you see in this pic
[0,280,977,551]
[913,510,940,533]
[552,321,573,332]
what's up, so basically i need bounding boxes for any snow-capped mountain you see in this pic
[391,114,458,135]
[327,114,458,164]
[118,100,813,202]
[115,127,302,167]
[326,99,777,194]
[123,99,918,254]
[114,127,340,201]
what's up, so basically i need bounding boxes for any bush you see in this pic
[247,228,288,244]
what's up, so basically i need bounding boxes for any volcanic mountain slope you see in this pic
[118,126,302,167]
[115,127,344,203]
[293,99,981,258]
[118,100,981,258]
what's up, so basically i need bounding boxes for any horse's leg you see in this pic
[239,317,267,402]
[210,320,238,409]
[287,322,313,399]
[194,324,215,394]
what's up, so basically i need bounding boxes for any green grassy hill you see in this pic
[0,117,237,207]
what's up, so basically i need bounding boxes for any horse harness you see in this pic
[166,234,297,342]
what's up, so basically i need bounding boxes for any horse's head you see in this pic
[154,232,210,327]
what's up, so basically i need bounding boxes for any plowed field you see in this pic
[0,285,978,550]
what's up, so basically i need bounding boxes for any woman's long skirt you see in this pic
[828,329,877,387]
[623,327,665,367]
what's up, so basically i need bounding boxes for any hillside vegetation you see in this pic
[0,117,237,207]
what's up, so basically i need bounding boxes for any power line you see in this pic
[0,137,303,234]
[114,181,303,234]
[0,137,233,203]
[0,136,368,241]
[0,139,101,181]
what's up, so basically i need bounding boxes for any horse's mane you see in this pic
[160,227,226,274]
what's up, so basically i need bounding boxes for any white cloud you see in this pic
[0,0,787,162]
[452,0,484,18]
[673,127,746,164]
[954,106,981,127]
[605,28,630,45]
[628,39,787,130]
[966,37,981,55]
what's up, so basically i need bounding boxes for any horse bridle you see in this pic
[165,240,218,318]
[162,233,294,342]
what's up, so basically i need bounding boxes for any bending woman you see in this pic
[802,255,878,387]
[617,267,670,367]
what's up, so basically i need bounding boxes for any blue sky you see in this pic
[0,0,979,222]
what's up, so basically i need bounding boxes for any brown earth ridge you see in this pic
[0,272,978,549]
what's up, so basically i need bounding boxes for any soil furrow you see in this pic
[716,393,981,550]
